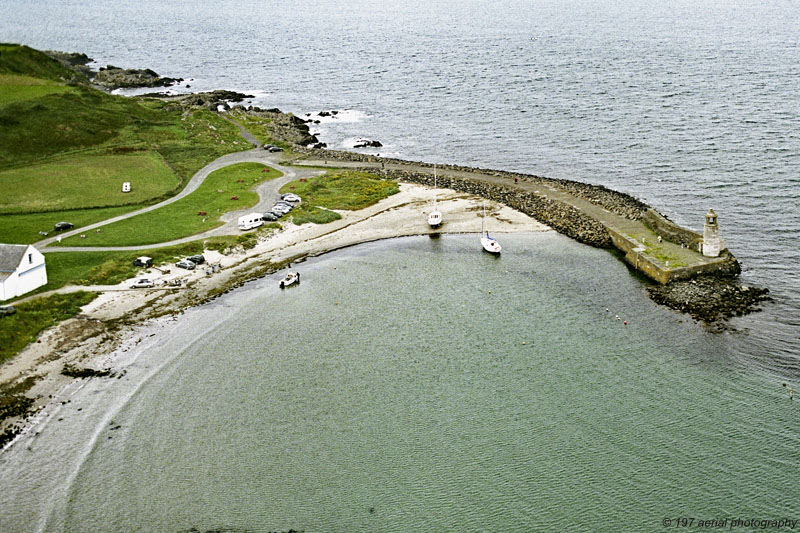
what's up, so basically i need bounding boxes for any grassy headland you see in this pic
[0,44,251,248]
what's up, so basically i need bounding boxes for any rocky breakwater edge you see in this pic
[289,146,770,324]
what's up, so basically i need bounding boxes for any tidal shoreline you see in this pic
[1,183,548,448]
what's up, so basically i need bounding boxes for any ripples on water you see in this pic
[0,234,790,532]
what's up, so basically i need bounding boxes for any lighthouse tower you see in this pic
[702,209,721,257]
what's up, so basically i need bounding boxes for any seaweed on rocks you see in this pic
[647,275,771,323]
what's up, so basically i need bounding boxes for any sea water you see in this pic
[0,234,798,531]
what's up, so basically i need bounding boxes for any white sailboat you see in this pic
[480,201,501,254]
[427,165,443,228]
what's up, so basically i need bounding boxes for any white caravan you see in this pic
[238,213,264,231]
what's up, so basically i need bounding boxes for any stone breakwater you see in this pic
[290,147,768,322]
[382,166,615,248]
[296,147,649,223]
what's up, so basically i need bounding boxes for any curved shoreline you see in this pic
[1,183,548,447]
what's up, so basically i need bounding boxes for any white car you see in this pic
[131,278,155,288]
[272,203,292,215]
[281,193,301,203]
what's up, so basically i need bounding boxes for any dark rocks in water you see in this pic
[647,275,770,323]
[318,111,332,117]
[354,139,383,148]
[93,65,183,89]
[311,142,328,149]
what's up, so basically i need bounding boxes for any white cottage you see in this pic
[0,244,47,301]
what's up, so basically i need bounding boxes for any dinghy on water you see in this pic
[279,271,300,288]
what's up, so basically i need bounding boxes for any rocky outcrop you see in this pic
[93,65,182,89]
[43,50,93,78]
[154,90,254,111]
[233,106,320,147]
[647,275,770,323]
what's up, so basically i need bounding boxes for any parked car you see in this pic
[131,278,155,288]
[187,254,205,265]
[175,259,196,270]
[281,193,301,203]
[0,305,16,317]
[263,144,283,152]
[272,204,292,215]
[274,200,293,209]
[132,256,153,267]
[53,221,74,231]
[262,212,279,221]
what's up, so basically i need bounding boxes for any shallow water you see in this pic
[2,235,797,531]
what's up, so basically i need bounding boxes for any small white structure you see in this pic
[702,208,721,257]
[238,213,264,231]
[0,244,47,301]
[122,181,131,193]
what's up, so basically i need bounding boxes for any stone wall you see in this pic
[375,167,614,248]
[643,209,704,249]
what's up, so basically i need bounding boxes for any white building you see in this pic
[0,244,48,301]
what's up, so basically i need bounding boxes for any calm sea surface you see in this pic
[1,1,799,530]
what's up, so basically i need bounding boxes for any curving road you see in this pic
[39,150,323,252]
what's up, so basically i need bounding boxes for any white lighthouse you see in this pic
[702,209,721,257]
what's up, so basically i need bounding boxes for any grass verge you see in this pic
[0,205,141,244]
[0,291,97,365]
[281,170,398,225]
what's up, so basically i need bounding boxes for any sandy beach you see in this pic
[1,182,549,446]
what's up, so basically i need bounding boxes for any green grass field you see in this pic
[0,205,142,244]
[57,163,282,246]
[280,169,399,224]
[0,152,180,214]
[0,74,76,105]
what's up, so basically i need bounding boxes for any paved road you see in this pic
[41,150,323,252]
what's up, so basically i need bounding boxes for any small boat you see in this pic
[279,271,300,288]
[480,201,501,254]
[427,165,443,228]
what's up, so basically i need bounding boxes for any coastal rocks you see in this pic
[647,275,770,323]
[43,50,93,78]
[93,65,182,89]
[354,139,383,148]
[167,90,255,111]
[236,106,320,147]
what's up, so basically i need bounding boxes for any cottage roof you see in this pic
[0,244,30,282]
[0,244,28,273]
